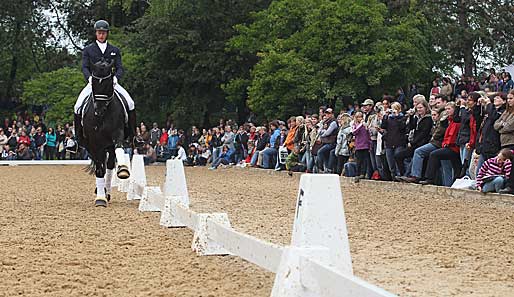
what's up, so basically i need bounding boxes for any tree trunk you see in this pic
[457,0,474,77]
[5,21,21,100]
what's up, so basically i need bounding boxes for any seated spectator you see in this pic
[395,100,433,178]
[155,142,171,162]
[209,127,224,163]
[401,107,446,183]
[16,143,32,160]
[197,145,210,166]
[176,144,188,162]
[185,145,198,166]
[245,126,257,164]
[234,125,249,164]
[261,120,281,169]
[159,128,169,146]
[143,143,157,165]
[476,149,513,193]
[18,130,30,147]
[209,145,234,170]
[250,126,269,167]
[420,102,462,185]
[1,144,15,160]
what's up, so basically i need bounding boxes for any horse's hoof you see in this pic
[95,198,108,207]
[117,166,130,179]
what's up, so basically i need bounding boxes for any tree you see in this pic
[125,0,271,127]
[418,0,514,76]
[22,67,84,125]
[227,0,433,120]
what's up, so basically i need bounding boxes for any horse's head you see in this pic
[91,60,114,119]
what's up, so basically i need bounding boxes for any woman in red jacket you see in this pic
[420,102,462,185]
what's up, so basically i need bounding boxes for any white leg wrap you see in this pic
[105,169,113,194]
[96,177,106,198]
[115,148,127,167]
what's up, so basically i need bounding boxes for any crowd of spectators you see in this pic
[3,70,514,196]
[148,70,514,195]
[0,112,82,161]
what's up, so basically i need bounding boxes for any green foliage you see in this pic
[22,68,84,125]
[228,0,433,119]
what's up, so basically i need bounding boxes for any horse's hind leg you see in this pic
[94,160,108,207]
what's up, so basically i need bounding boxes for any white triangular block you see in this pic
[271,246,330,297]
[163,159,189,206]
[127,155,146,200]
[159,195,187,227]
[192,213,232,256]
[111,169,120,189]
[139,186,163,212]
[291,174,353,275]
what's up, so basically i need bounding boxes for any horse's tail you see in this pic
[83,160,96,175]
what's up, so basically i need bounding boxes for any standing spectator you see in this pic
[189,126,201,146]
[381,102,407,178]
[307,115,320,172]
[361,99,375,122]
[140,124,150,143]
[368,104,385,178]
[352,112,371,178]
[18,130,30,147]
[44,127,57,160]
[396,88,406,109]
[503,72,514,93]
[261,121,281,169]
[167,129,180,156]
[0,128,7,154]
[234,125,249,164]
[56,125,66,160]
[440,77,453,98]
[408,84,419,107]
[430,80,440,95]
[159,128,169,146]
[150,123,162,146]
[221,125,235,151]
[475,93,506,174]
[245,126,258,164]
[494,90,514,193]
[34,127,46,160]
[250,127,269,167]
[317,108,339,173]
[456,92,480,176]
[330,113,352,175]
[209,127,224,163]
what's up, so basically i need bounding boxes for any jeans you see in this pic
[411,143,438,178]
[394,146,414,176]
[441,160,454,186]
[459,146,471,176]
[212,146,222,164]
[250,150,260,166]
[211,157,229,169]
[385,146,404,177]
[317,143,336,172]
[369,140,378,172]
[262,147,278,169]
[302,149,314,172]
[482,176,506,193]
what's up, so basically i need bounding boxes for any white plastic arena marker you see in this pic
[127,155,146,201]
[159,196,187,227]
[291,174,353,275]
[163,159,190,206]
[271,247,396,297]
[192,213,232,256]
[115,148,128,167]
[139,186,163,212]
[110,168,120,189]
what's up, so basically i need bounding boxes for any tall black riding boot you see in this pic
[126,110,136,143]
[74,113,85,147]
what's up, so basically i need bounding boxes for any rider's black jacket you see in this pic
[81,42,123,81]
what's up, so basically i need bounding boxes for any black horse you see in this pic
[81,60,131,207]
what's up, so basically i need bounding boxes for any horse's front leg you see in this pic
[113,127,130,179]
[105,147,116,198]
[95,158,108,207]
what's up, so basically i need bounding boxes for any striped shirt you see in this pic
[476,157,512,188]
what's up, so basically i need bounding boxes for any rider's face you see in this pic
[96,30,108,43]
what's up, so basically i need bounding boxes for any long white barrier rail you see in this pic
[0,160,90,166]
[124,159,396,297]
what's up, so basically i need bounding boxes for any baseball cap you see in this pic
[362,99,374,106]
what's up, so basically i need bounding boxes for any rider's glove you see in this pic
[88,76,92,84]
[113,76,118,86]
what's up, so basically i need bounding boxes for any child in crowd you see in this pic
[352,112,371,179]
[476,148,513,193]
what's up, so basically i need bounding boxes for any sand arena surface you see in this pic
[1,165,514,296]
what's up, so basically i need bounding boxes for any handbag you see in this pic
[451,176,476,190]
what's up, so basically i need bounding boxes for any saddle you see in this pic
[80,90,129,124]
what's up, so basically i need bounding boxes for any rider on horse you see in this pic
[74,20,136,146]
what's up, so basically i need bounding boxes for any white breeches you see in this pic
[74,83,135,114]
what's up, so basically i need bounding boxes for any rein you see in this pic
[91,73,112,84]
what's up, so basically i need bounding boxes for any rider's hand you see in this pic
[113,76,118,86]
[88,76,92,84]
